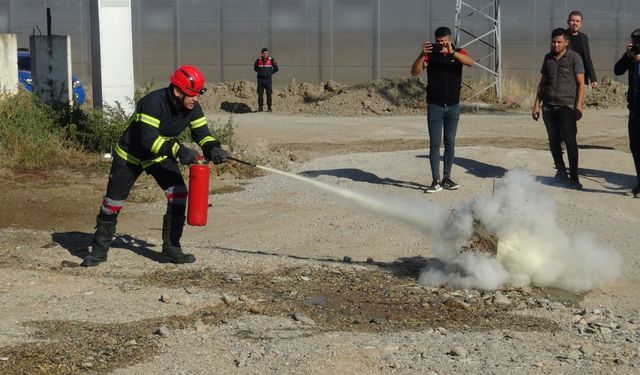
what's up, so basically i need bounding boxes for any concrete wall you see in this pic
[2,0,640,87]
[30,35,72,107]
[91,0,134,111]
[0,34,18,94]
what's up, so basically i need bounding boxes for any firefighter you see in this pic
[254,47,279,112]
[81,65,229,267]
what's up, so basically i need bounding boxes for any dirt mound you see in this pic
[202,78,427,116]
[584,76,629,109]
[202,76,630,116]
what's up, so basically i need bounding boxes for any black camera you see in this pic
[431,43,444,53]
[632,44,640,54]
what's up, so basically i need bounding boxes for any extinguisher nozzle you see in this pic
[228,157,257,168]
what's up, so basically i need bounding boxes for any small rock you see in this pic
[618,322,637,332]
[194,320,208,332]
[324,80,342,93]
[370,316,386,325]
[366,257,374,263]
[444,298,471,311]
[177,298,192,307]
[238,294,249,301]
[549,302,566,310]
[299,276,310,281]
[536,298,550,306]
[249,305,265,314]
[159,294,172,303]
[80,362,93,368]
[342,256,352,263]
[293,311,316,325]
[493,292,511,305]
[222,294,238,306]
[600,327,612,335]
[224,274,242,283]
[0,357,8,361]
[580,344,595,355]
[615,358,626,365]
[307,296,325,305]
[124,339,137,346]
[566,350,581,360]
[584,327,598,334]
[450,346,468,358]
[154,325,169,336]
[577,318,587,326]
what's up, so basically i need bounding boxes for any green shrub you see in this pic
[0,90,83,169]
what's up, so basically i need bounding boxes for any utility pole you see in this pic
[455,0,502,101]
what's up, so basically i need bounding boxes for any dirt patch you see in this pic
[136,265,560,333]
[201,77,629,116]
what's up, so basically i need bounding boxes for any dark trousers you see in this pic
[542,105,579,180]
[98,156,187,221]
[257,77,273,109]
[630,111,640,185]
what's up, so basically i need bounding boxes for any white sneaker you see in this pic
[424,179,442,193]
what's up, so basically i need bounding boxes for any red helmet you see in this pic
[170,65,207,96]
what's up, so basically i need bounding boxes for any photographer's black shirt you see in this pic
[423,49,468,106]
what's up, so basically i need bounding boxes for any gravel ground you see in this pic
[0,109,639,374]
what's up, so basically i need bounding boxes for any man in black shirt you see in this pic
[411,27,474,193]
[614,28,640,197]
[567,10,599,89]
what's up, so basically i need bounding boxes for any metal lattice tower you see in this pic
[454,0,502,101]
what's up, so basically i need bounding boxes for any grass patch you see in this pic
[461,73,536,109]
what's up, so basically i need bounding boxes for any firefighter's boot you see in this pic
[161,214,196,264]
[81,217,117,267]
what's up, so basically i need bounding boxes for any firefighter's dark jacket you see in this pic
[254,56,279,79]
[115,87,217,168]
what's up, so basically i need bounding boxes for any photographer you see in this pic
[614,28,640,197]
[411,27,474,193]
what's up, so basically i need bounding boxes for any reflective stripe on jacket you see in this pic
[254,56,279,79]
[115,87,217,168]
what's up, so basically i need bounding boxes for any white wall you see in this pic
[0,34,18,94]
[91,0,134,111]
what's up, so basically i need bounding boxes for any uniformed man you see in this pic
[81,65,228,267]
[254,47,279,112]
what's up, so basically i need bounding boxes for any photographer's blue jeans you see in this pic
[427,103,460,180]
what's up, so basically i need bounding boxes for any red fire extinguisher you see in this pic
[187,157,210,226]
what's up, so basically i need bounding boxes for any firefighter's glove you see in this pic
[207,146,229,165]
[177,144,198,165]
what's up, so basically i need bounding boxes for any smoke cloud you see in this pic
[419,169,622,292]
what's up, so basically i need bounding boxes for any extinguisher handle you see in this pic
[195,155,207,164]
